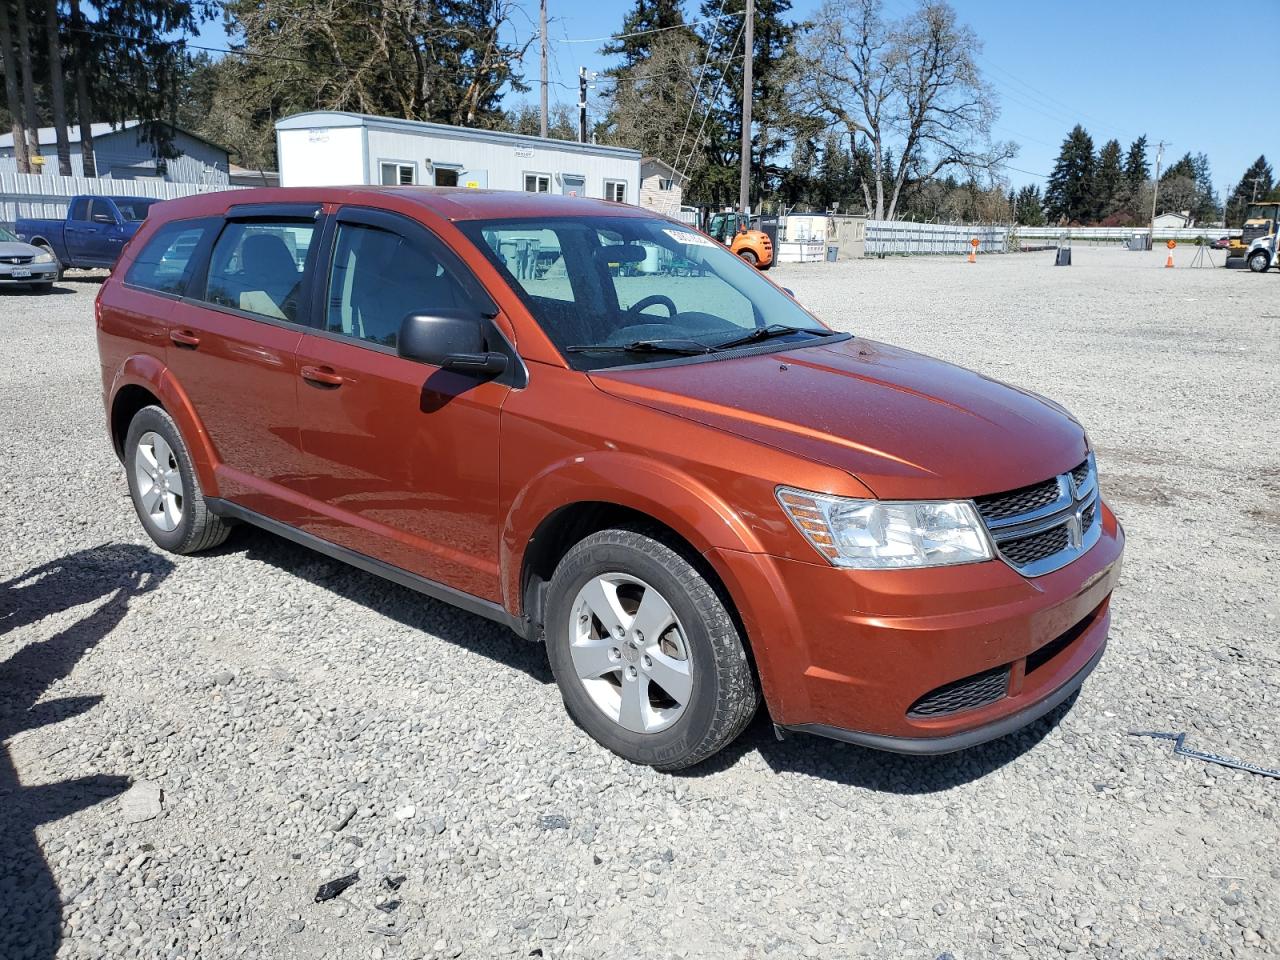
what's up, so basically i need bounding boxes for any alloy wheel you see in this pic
[134,431,184,532]
[568,572,693,734]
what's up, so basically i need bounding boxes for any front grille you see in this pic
[1001,525,1070,566]
[976,456,1099,577]
[1,255,34,265]
[974,477,1062,522]
[908,666,1010,718]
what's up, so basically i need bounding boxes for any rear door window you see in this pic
[124,218,216,296]
[204,221,317,323]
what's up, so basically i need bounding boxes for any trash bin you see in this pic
[826,245,839,262]
[1055,247,1072,266]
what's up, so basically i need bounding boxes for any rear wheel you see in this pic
[544,527,758,771]
[737,248,759,267]
[1248,251,1271,273]
[124,405,231,554]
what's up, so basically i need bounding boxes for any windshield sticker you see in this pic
[663,228,716,248]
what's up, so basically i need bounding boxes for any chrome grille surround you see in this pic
[975,453,1100,578]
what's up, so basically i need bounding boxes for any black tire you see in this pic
[1247,251,1270,273]
[544,527,758,771]
[737,248,759,267]
[124,405,231,554]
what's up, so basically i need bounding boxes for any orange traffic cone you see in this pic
[968,250,976,264]
[1165,252,1174,268]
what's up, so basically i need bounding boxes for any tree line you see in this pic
[1019,124,1278,228]
[3,0,1271,226]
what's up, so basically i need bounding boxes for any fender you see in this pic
[500,449,769,615]
[109,354,222,497]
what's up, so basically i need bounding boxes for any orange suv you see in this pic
[97,188,1124,770]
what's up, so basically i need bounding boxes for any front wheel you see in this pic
[544,527,758,771]
[737,248,759,267]
[1248,251,1271,273]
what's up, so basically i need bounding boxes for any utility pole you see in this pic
[1249,176,1265,203]
[578,67,588,144]
[738,0,754,220]
[1149,140,1167,247]
[539,0,548,138]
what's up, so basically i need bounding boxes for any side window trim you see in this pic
[186,208,328,329]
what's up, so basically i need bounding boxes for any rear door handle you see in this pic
[170,329,200,348]
[300,364,345,387]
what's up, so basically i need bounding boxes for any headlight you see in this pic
[33,250,55,264]
[776,487,993,569]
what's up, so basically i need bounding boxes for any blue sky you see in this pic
[195,0,1272,196]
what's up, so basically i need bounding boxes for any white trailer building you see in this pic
[275,112,641,202]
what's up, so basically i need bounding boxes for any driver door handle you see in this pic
[170,329,200,348]
[300,364,345,388]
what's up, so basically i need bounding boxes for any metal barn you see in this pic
[275,112,641,202]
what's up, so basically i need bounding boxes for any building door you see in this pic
[561,174,585,197]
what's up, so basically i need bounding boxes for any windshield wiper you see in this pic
[710,324,836,352]
[564,338,713,356]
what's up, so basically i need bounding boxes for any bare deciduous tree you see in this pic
[794,0,1014,221]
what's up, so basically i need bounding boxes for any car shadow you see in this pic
[0,285,75,296]
[678,693,1077,792]
[214,525,554,684]
[0,544,173,959]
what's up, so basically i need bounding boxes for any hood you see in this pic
[588,336,1088,500]
[0,240,41,258]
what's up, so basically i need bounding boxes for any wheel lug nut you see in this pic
[626,666,637,680]
[642,655,652,668]
[610,647,620,659]
[635,631,644,643]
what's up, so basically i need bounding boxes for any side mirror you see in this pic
[398,311,508,376]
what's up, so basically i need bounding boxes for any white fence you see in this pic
[865,220,1011,256]
[1014,226,1242,246]
[1,172,246,227]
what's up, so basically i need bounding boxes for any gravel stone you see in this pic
[2,254,1277,959]
[118,782,164,824]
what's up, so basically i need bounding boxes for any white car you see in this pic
[0,226,59,291]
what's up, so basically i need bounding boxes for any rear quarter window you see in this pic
[124,219,216,296]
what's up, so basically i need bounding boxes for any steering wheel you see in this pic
[625,294,678,319]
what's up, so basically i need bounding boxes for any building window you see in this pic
[658,178,674,191]
[604,180,627,203]
[434,167,459,187]
[380,162,415,186]
[524,173,551,193]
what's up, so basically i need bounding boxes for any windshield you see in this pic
[0,226,17,242]
[458,215,830,370]
[113,198,160,222]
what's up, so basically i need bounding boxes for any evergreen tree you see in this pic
[1045,125,1096,224]
[1014,184,1045,225]
[600,0,687,73]
[1158,152,1215,222]
[1123,135,1149,190]
[1225,155,1275,225]
[697,0,796,208]
[1095,139,1123,219]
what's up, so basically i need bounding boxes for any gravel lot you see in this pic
[2,248,1277,960]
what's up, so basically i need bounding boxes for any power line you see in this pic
[558,12,741,45]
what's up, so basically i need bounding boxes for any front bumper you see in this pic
[708,500,1124,751]
[0,264,57,284]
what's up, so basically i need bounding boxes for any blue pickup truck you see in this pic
[15,195,163,272]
